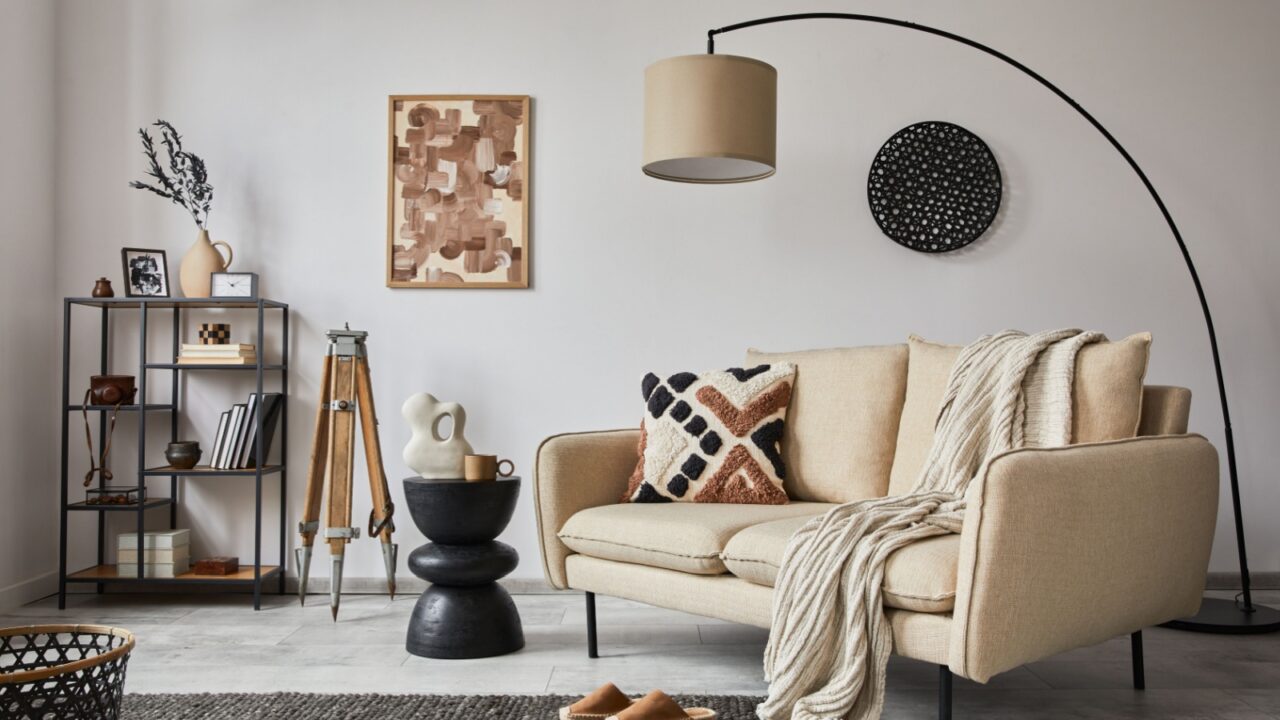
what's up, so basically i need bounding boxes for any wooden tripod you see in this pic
[296,327,396,620]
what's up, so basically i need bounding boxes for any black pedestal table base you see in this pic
[402,476,525,659]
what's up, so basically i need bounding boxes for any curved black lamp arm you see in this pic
[709,12,1253,610]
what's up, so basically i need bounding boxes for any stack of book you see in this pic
[118,529,190,578]
[177,343,257,366]
[209,392,284,469]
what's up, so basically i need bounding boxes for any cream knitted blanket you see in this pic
[759,329,1103,720]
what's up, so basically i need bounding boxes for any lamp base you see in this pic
[1162,597,1280,634]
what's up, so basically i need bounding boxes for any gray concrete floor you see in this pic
[5,590,1280,718]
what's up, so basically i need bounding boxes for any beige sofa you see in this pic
[533,341,1219,717]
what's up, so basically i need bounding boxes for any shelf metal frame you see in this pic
[58,296,289,609]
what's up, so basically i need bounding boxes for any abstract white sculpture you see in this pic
[402,393,474,479]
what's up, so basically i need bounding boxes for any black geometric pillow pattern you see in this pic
[623,363,795,504]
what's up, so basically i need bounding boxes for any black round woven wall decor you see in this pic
[867,121,1002,253]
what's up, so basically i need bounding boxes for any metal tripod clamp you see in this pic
[326,326,368,358]
[368,501,396,538]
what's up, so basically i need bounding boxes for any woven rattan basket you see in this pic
[0,625,135,720]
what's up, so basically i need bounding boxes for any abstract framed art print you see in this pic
[120,247,170,297]
[386,95,530,288]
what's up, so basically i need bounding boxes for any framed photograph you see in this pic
[386,94,530,289]
[120,248,170,297]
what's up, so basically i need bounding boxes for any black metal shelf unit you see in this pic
[58,296,289,610]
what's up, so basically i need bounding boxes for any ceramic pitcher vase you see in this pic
[179,229,234,298]
[402,393,474,479]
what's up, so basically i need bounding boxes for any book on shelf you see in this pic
[230,394,259,468]
[212,405,235,468]
[217,404,247,469]
[117,558,190,578]
[205,393,284,471]
[177,342,258,365]
[117,529,190,550]
[179,349,256,357]
[243,393,284,468]
[210,411,230,469]
[176,355,258,366]
[181,343,254,352]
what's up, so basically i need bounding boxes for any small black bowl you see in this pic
[165,441,202,469]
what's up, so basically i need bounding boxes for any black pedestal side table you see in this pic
[402,476,524,659]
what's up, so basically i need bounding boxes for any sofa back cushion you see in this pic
[745,345,908,503]
[887,333,1152,496]
[1138,385,1191,436]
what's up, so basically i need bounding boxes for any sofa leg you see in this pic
[1131,631,1145,690]
[585,591,599,659]
[938,665,952,720]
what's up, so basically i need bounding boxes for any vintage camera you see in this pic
[89,375,137,405]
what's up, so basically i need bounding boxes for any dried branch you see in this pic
[129,119,214,229]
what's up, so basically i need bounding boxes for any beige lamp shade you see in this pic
[643,54,777,183]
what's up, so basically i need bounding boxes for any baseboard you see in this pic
[59,572,1280,601]
[321,575,1278,594]
[284,576,562,595]
[63,576,564,599]
[1206,572,1280,591]
[0,571,58,611]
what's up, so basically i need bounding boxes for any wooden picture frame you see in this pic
[120,247,170,298]
[386,94,531,289]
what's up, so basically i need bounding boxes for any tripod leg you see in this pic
[296,354,334,605]
[355,355,397,599]
[325,356,359,620]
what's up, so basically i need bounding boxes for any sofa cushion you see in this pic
[887,333,1151,496]
[624,363,796,504]
[558,502,832,575]
[745,345,908,503]
[721,515,960,612]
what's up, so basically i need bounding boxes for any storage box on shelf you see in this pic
[118,529,191,577]
[58,296,289,609]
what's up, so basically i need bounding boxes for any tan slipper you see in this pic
[607,690,716,720]
[560,682,637,720]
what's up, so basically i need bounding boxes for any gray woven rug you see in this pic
[123,693,765,719]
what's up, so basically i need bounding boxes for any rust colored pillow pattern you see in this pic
[623,363,795,504]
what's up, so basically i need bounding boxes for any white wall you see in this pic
[0,0,58,608]
[47,0,1280,588]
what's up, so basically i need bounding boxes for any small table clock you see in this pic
[210,272,259,299]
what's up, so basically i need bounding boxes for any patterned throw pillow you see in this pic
[623,363,795,504]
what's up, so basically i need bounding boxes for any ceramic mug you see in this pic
[464,454,514,482]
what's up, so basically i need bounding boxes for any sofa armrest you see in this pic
[949,434,1218,682]
[534,429,640,589]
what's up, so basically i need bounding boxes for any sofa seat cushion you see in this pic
[558,502,833,575]
[721,516,960,613]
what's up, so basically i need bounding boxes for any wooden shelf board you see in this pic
[67,498,172,512]
[143,465,283,477]
[144,363,286,371]
[67,297,287,310]
[67,564,280,583]
[65,404,173,412]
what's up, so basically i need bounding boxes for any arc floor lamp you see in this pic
[642,12,1278,634]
